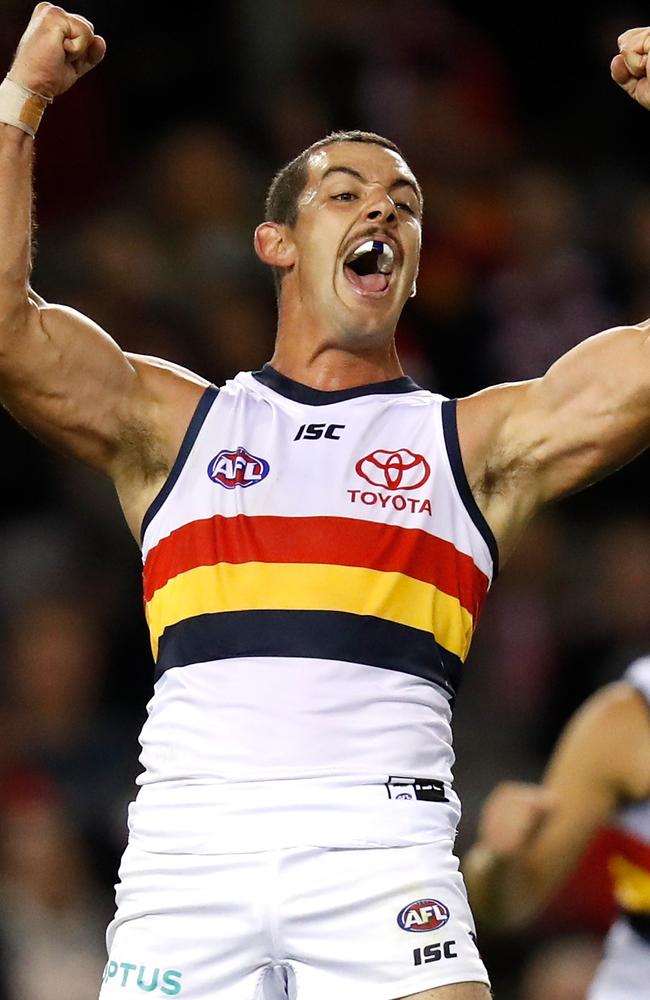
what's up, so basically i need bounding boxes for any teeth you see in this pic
[349,240,376,260]
[348,240,395,273]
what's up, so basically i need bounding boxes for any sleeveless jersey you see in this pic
[607,657,650,919]
[128,366,497,853]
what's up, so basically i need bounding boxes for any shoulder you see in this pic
[127,353,211,397]
[112,356,212,534]
[578,680,649,728]
[622,655,650,702]
[121,353,211,458]
[565,681,650,801]
[124,354,211,457]
[113,354,210,491]
[455,380,538,476]
[452,381,539,561]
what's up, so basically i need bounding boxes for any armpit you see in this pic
[116,417,171,486]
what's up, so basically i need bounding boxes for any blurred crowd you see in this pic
[1,1,650,997]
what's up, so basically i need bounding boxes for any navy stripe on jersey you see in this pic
[141,384,219,542]
[252,365,421,405]
[441,398,499,575]
[625,912,650,944]
[154,609,462,701]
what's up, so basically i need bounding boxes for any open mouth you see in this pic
[343,240,395,296]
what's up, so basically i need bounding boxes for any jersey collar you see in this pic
[252,364,420,405]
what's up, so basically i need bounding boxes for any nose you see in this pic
[366,189,397,224]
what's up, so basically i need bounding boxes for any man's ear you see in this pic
[254,222,296,270]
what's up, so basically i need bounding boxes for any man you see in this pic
[464,656,650,999]
[0,5,649,999]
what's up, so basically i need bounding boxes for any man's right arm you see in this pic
[0,5,206,537]
[463,682,650,930]
[0,114,141,474]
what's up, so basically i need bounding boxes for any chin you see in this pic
[325,279,407,345]
[347,299,404,337]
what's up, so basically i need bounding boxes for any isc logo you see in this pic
[294,423,345,441]
[412,941,458,965]
[397,899,450,932]
[207,447,270,489]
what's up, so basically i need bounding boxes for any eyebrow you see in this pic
[321,165,422,207]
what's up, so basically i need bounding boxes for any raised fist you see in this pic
[9,3,105,99]
[612,28,650,109]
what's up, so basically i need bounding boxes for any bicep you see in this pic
[511,324,650,505]
[0,298,142,472]
[463,325,650,554]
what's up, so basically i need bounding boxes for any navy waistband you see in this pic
[624,911,650,944]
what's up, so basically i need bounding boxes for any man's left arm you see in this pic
[458,320,650,557]
[507,319,650,506]
[456,29,650,559]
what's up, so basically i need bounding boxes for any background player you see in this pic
[2,5,650,1000]
[464,655,650,999]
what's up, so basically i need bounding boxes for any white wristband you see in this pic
[0,76,53,138]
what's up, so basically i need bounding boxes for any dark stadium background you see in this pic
[2,2,650,997]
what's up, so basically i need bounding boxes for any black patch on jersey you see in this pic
[385,776,448,802]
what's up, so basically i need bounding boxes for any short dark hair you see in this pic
[264,130,415,296]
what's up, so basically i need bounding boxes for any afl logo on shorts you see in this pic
[355,449,430,491]
[397,899,450,932]
[208,447,270,489]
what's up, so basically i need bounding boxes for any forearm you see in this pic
[0,124,33,333]
[464,844,544,930]
[0,3,106,343]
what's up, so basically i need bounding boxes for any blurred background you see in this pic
[1,1,650,997]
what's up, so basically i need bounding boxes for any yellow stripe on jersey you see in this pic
[610,854,650,911]
[145,561,475,662]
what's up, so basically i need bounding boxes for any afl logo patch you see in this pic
[356,449,430,491]
[397,899,450,932]
[208,447,270,489]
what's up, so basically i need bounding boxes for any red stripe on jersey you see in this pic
[602,826,650,872]
[143,514,489,617]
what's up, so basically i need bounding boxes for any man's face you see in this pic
[286,142,422,343]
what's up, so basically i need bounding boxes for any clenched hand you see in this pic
[612,27,650,108]
[10,3,105,99]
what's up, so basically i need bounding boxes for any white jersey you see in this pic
[589,656,650,1000]
[128,366,496,853]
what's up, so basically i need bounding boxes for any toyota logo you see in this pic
[355,449,431,491]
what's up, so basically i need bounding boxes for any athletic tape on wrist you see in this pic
[0,77,53,138]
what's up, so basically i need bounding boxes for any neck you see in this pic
[269,294,404,391]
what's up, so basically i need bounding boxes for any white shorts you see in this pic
[99,839,489,1000]
[588,917,650,1000]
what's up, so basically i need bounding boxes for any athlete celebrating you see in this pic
[1,6,650,999]
[464,656,650,1000]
